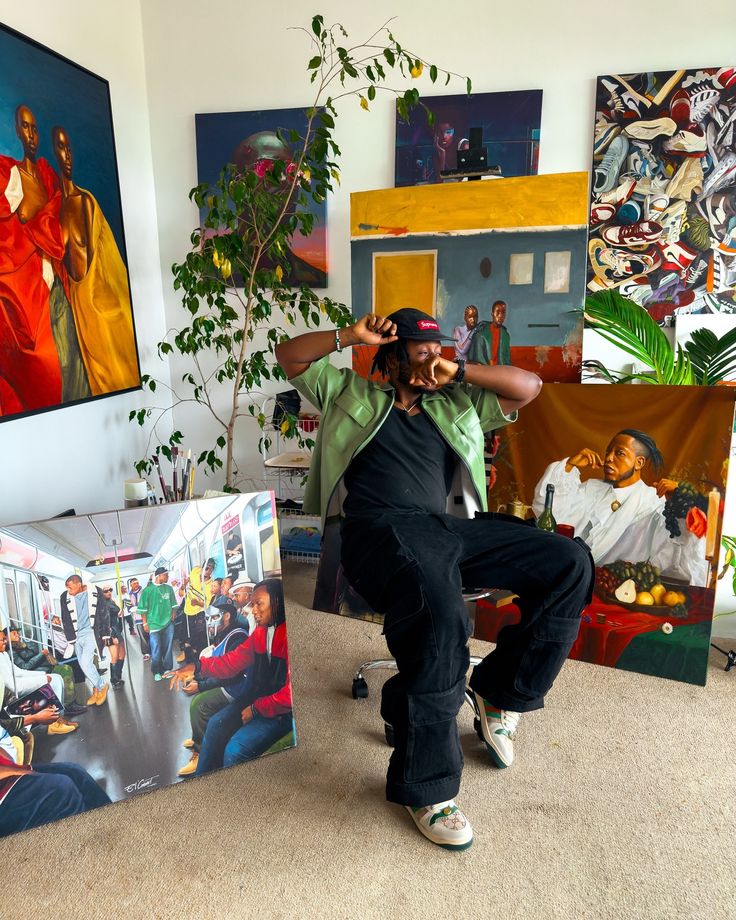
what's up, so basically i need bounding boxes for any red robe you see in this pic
[0,156,64,414]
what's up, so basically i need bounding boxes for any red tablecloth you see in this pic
[474,587,714,669]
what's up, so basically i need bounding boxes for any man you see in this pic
[59,575,110,706]
[225,529,244,580]
[101,586,126,690]
[138,566,177,680]
[275,307,593,851]
[7,628,85,717]
[176,600,250,777]
[533,429,708,585]
[0,105,65,414]
[121,577,140,636]
[453,304,478,361]
[0,630,78,734]
[177,557,217,663]
[8,627,55,672]
[228,578,256,633]
[0,726,111,838]
[51,125,139,396]
[432,121,456,181]
[467,299,512,367]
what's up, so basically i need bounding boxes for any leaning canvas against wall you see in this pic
[479,384,735,686]
[395,89,542,186]
[351,174,588,383]
[195,107,327,287]
[0,24,140,423]
[0,493,295,838]
[587,68,736,320]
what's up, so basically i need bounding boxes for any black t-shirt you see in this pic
[343,403,456,519]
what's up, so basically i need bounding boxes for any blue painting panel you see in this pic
[395,89,542,187]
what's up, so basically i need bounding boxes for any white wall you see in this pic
[139,0,736,489]
[0,2,167,525]
[2,1,735,521]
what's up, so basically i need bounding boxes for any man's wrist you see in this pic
[453,359,466,384]
[339,325,360,349]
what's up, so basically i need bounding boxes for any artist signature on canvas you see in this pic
[124,774,160,794]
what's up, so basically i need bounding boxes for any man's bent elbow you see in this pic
[520,372,543,408]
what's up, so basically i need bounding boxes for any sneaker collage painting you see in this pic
[588,68,736,320]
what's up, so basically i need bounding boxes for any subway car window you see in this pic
[18,576,34,635]
[3,577,18,629]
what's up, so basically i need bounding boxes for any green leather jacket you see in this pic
[290,356,517,526]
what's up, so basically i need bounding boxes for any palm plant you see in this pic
[583,289,736,385]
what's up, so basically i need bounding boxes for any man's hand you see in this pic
[408,355,458,389]
[169,664,196,691]
[565,449,603,473]
[183,679,199,696]
[654,478,679,498]
[240,704,254,724]
[142,620,149,633]
[349,314,398,347]
[26,707,60,726]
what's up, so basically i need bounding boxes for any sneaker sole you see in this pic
[482,740,511,770]
[473,692,514,769]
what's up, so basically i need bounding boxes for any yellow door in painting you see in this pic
[372,251,437,316]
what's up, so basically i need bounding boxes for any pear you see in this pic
[614,578,637,604]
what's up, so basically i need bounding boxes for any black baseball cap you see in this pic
[386,308,453,342]
[154,566,168,576]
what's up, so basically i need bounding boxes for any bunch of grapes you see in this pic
[596,566,622,596]
[663,482,709,537]
[608,560,638,582]
[598,560,661,594]
[633,560,660,591]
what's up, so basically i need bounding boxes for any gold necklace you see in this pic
[395,394,421,413]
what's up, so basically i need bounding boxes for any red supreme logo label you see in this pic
[417,320,439,330]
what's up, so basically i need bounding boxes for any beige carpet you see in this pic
[6,561,735,920]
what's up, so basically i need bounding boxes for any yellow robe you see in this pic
[68,190,139,396]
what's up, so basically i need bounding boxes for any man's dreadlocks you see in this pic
[616,429,664,473]
[371,338,411,377]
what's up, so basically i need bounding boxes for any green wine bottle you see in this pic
[537,484,557,532]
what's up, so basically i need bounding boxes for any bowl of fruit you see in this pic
[595,560,688,618]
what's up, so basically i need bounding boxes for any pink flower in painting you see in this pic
[253,158,270,179]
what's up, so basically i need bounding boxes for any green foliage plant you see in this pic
[130,14,470,488]
[584,289,736,386]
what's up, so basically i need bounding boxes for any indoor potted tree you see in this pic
[130,14,469,490]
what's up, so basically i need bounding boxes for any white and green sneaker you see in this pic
[405,800,473,851]
[474,692,520,769]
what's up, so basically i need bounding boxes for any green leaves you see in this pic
[684,326,736,385]
[133,15,470,488]
[584,290,695,385]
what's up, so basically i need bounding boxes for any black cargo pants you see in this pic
[341,512,595,807]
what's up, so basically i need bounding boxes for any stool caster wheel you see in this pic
[352,677,368,699]
[384,723,395,748]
